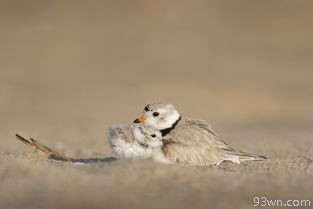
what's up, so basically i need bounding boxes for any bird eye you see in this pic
[153,112,159,117]
[151,134,156,138]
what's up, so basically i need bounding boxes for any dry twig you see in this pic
[15,134,73,162]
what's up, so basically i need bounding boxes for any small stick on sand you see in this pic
[15,134,73,162]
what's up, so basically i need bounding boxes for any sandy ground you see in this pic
[1,1,313,209]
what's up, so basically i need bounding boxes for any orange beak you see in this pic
[133,116,146,123]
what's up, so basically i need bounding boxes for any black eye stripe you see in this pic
[153,112,159,117]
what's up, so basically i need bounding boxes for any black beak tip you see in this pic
[133,119,140,123]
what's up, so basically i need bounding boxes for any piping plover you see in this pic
[134,103,267,166]
[108,125,171,164]
[133,126,172,164]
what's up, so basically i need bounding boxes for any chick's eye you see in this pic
[151,134,156,138]
[153,112,159,117]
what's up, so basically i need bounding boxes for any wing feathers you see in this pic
[162,118,267,165]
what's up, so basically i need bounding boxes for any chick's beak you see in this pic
[133,116,146,123]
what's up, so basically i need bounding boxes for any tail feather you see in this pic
[217,151,267,165]
[233,151,268,162]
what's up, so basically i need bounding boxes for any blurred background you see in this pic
[1,0,313,152]
[1,1,313,209]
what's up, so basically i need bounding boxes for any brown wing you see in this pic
[162,119,237,165]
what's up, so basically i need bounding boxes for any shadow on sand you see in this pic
[71,157,117,163]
